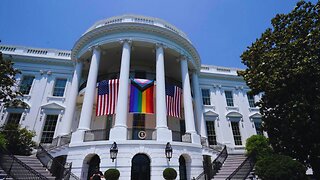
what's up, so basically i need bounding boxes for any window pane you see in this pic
[53,79,67,97]
[247,93,255,107]
[201,89,211,105]
[20,76,35,95]
[7,113,22,125]
[254,121,263,135]
[231,122,242,145]
[225,91,234,107]
[206,121,217,145]
[41,115,58,143]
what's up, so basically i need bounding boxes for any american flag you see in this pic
[166,84,182,118]
[96,79,119,116]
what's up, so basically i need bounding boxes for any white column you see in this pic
[192,72,208,145]
[71,47,100,143]
[180,58,200,144]
[60,62,83,135]
[109,40,131,140]
[155,44,172,142]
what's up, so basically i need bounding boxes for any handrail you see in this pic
[226,154,254,180]
[211,145,228,177]
[0,146,49,179]
[36,144,80,180]
[194,145,228,180]
[84,129,110,142]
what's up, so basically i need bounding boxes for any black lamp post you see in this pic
[165,142,172,161]
[110,142,118,162]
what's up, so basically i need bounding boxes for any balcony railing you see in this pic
[172,131,191,143]
[127,128,156,140]
[84,129,110,142]
[83,128,191,142]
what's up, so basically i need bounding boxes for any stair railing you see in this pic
[36,144,80,180]
[211,145,228,177]
[0,146,49,180]
[193,145,228,180]
[226,154,255,180]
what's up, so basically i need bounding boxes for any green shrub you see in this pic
[0,124,36,155]
[104,168,120,180]
[0,133,7,148]
[245,135,272,161]
[163,168,177,180]
[255,154,307,180]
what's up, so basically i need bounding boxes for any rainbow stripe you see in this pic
[129,81,154,114]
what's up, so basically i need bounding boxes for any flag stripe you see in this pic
[96,79,119,116]
[166,85,182,118]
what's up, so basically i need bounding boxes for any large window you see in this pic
[40,115,58,143]
[231,122,242,145]
[254,121,263,135]
[7,113,22,125]
[132,114,145,140]
[53,78,67,97]
[247,93,255,108]
[225,91,234,107]
[206,121,217,145]
[20,75,35,95]
[201,89,211,105]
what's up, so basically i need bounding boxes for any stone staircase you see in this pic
[1,155,56,180]
[0,166,12,180]
[213,154,247,180]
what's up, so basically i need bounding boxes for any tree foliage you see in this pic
[0,124,36,155]
[255,154,307,180]
[245,135,272,161]
[0,133,7,148]
[239,1,320,177]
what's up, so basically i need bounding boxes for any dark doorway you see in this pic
[131,154,150,180]
[179,156,187,180]
[87,155,101,180]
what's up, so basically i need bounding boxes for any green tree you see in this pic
[245,135,272,161]
[255,154,307,180]
[0,52,23,106]
[0,124,36,155]
[0,133,7,148]
[239,1,320,177]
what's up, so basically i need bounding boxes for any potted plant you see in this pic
[104,168,120,180]
[163,168,177,180]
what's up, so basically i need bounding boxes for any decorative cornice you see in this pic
[72,17,201,70]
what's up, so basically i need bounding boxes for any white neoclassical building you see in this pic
[0,15,263,180]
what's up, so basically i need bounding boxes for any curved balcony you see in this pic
[83,128,191,143]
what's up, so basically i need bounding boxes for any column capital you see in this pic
[177,54,189,62]
[89,45,101,52]
[119,39,132,46]
[155,43,167,49]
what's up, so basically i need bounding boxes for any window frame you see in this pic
[206,120,217,145]
[19,75,35,95]
[201,89,211,105]
[231,121,242,146]
[40,114,59,144]
[6,112,22,125]
[52,78,68,97]
[224,90,234,107]
[247,93,255,108]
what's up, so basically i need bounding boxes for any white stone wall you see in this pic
[67,142,204,180]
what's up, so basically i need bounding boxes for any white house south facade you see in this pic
[0,15,262,180]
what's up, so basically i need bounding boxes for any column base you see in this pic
[109,126,127,141]
[190,133,201,144]
[70,130,85,144]
[156,128,172,142]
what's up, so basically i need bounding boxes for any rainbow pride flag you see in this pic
[129,78,154,114]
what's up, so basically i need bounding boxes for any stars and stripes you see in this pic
[96,79,119,116]
[166,84,182,118]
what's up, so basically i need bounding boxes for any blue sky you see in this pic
[1,0,316,68]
